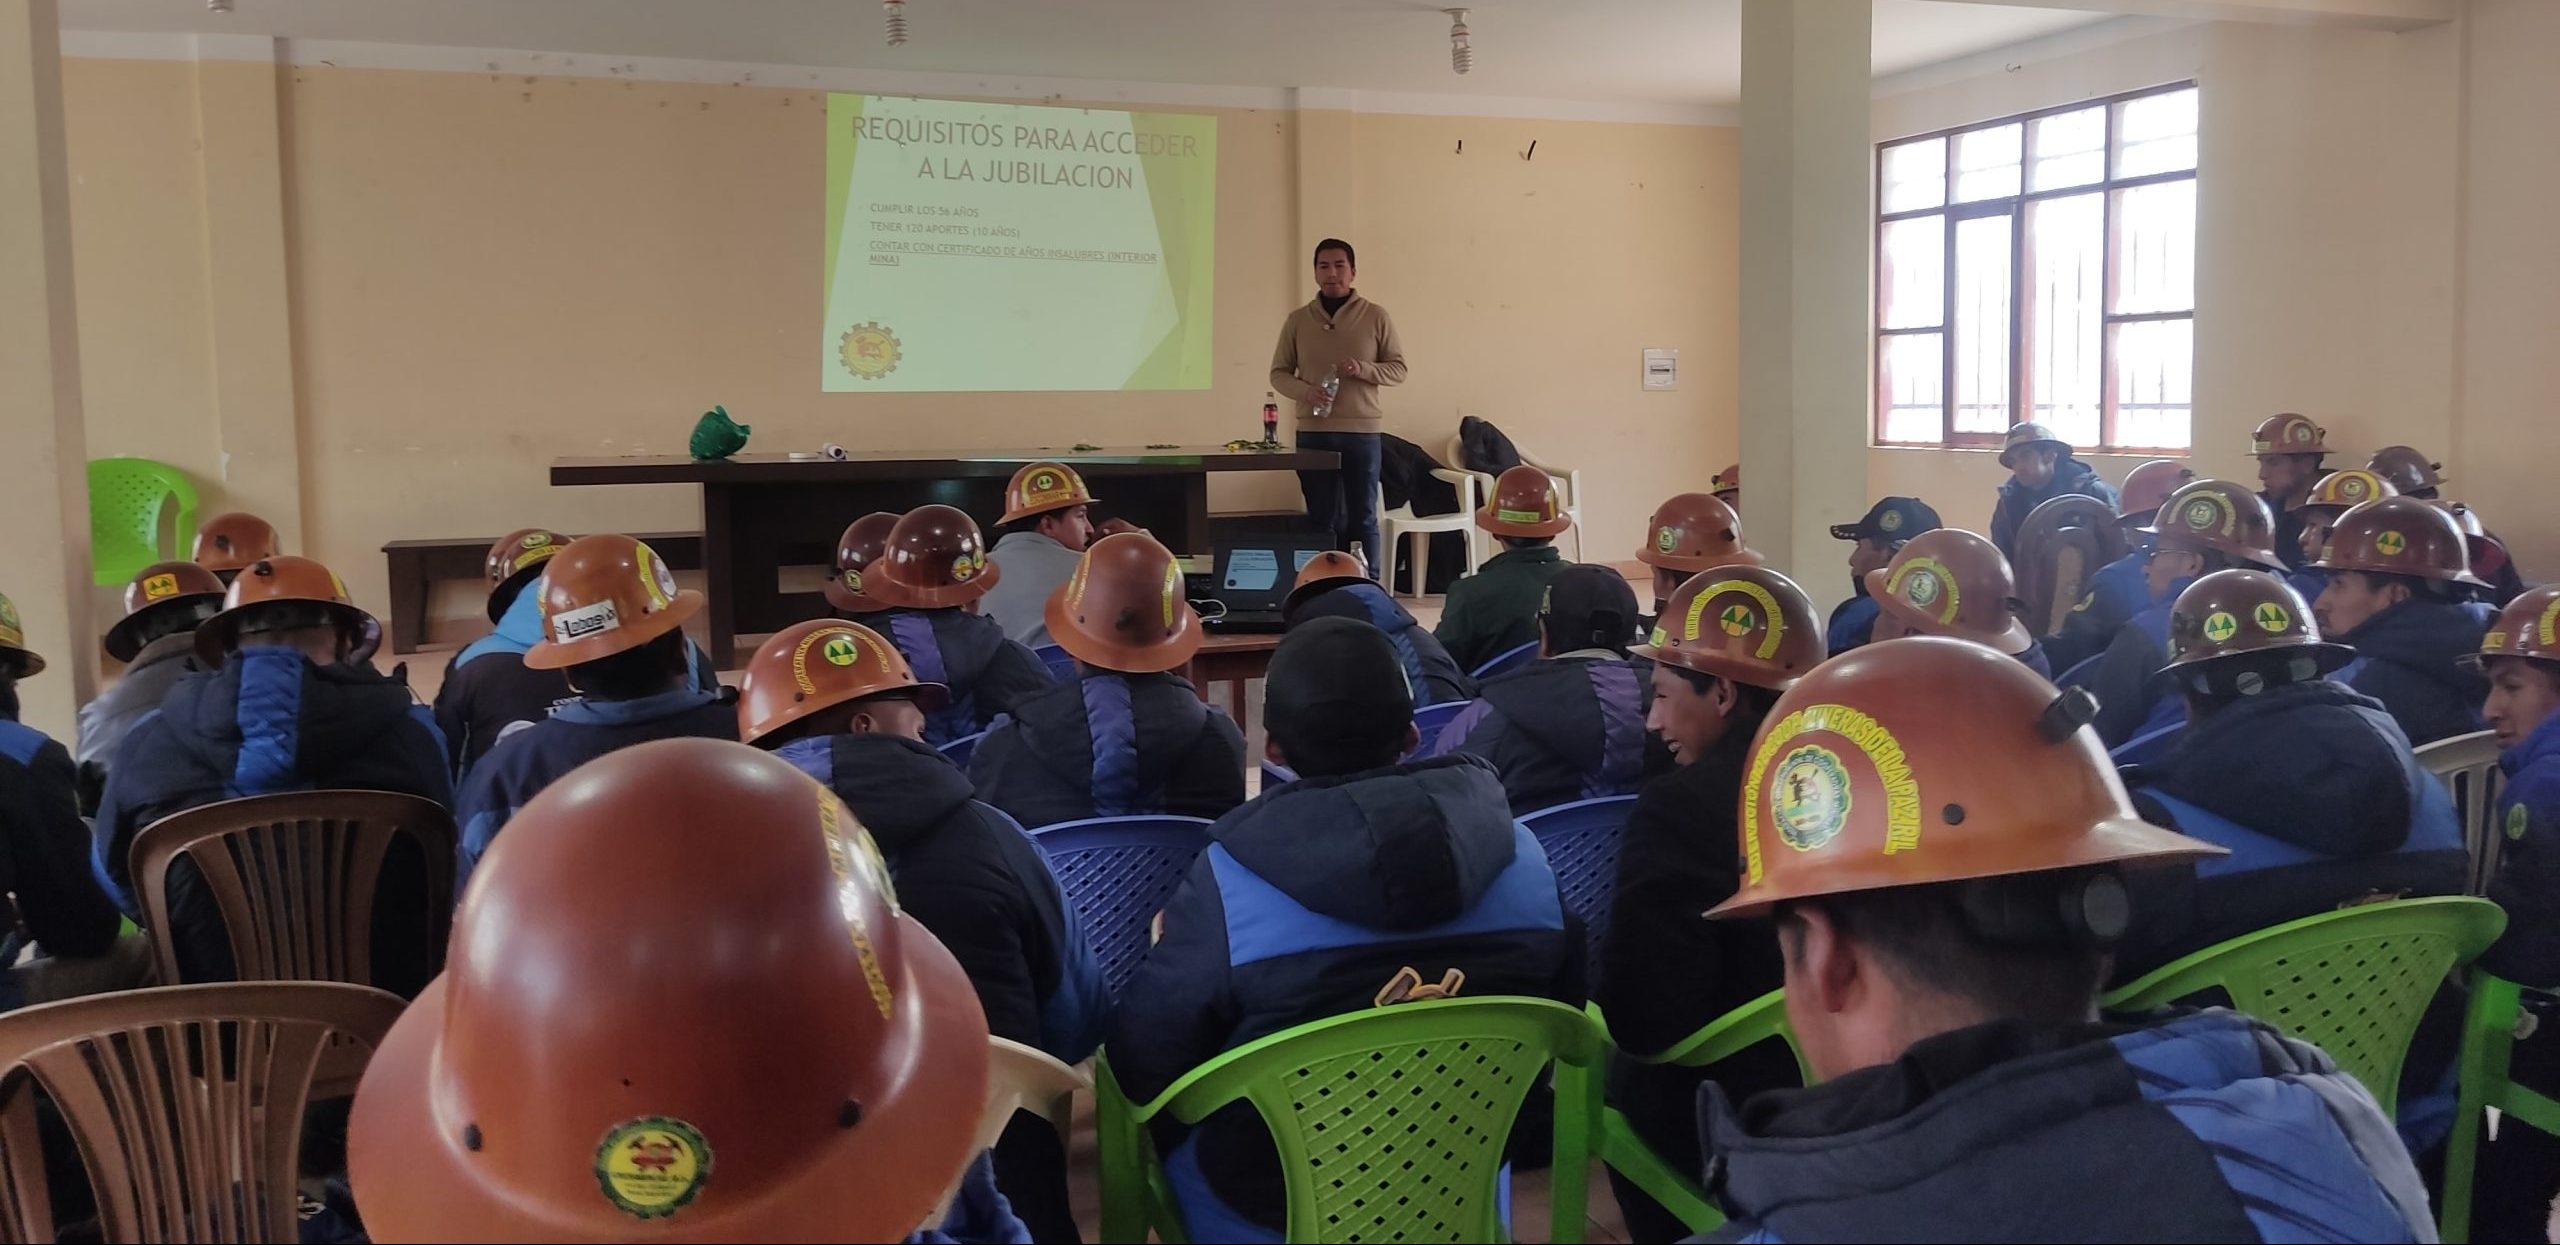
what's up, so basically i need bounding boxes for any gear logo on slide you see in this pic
[838,322,904,381]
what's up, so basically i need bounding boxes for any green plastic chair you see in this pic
[86,458,198,586]
[1093,995,1603,1244]
[1590,992,1808,1236]
[2103,896,2506,1114]
[2437,973,2560,1242]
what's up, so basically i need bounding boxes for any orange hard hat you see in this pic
[1711,464,1741,498]
[484,529,571,623]
[999,461,1096,526]
[2470,585,2560,670]
[2301,468,2397,513]
[1476,465,1570,538]
[192,512,282,576]
[349,738,990,1243]
[104,560,226,663]
[2116,459,2196,520]
[2430,501,2513,586]
[2139,480,2290,571]
[1630,565,1823,693]
[1709,637,2220,921]
[821,512,903,615]
[0,593,45,680]
[1281,549,1373,614]
[866,505,1000,610]
[738,620,949,747]
[1864,529,2034,657]
[521,535,705,672]
[2161,570,2351,686]
[2366,445,2444,495]
[1045,532,1202,674]
[2311,495,2485,587]
[2250,412,2329,457]
[192,556,381,666]
[1638,493,1762,573]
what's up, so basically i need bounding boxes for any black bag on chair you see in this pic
[1379,434,1466,595]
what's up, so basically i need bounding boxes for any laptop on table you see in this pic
[1199,533,1334,633]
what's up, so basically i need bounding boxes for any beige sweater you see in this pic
[1268,292,1408,435]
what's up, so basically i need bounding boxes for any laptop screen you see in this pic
[1215,536,1331,609]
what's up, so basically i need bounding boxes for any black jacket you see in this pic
[455,686,739,891]
[871,607,1056,748]
[1282,581,1475,706]
[431,649,574,778]
[967,671,1245,829]
[2337,598,2491,746]
[1430,655,1646,815]
[1991,456,2119,562]
[0,718,124,978]
[74,633,205,805]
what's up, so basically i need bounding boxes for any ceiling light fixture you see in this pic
[1446,9,1472,76]
[883,0,909,47]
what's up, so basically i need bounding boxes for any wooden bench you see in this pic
[381,532,701,655]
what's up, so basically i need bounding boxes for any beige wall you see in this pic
[55,55,1737,642]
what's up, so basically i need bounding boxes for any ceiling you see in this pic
[60,0,2118,107]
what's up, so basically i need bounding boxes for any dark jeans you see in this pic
[1294,430,1383,572]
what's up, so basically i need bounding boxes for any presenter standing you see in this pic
[1270,239,1406,572]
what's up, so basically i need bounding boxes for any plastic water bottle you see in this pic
[1312,374,1342,420]
[1262,393,1279,443]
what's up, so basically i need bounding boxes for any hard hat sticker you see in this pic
[594,1117,711,1220]
[1878,509,1904,533]
[2540,595,2560,648]
[142,573,181,601]
[1890,557,1961,624]
[1742,702,1923,885]
[1161,560,1183,629]
[1771,746,1852,853]
[2204,612,2239,644]
[822,635,860,666]
[1495,507,1543,524]
[1685,579,1785,658]
[510,547,558,574]
[2486,631,2510,650]
[1647,626,1669,648]
[2375,530,2407,557]
[1656,527,1679,552]
[951,554,978,582]
[841,569,863,593]
[1718,604,1756,638]
[2511,803,2531,843]
[814,787,898,1018]
[551,599,621,645]
[637,544,678,608]
[2183,496,2225,532]
[2254,602,2292,633]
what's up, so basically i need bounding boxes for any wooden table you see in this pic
[550,445,1335,665]
[1184,630,1281,723]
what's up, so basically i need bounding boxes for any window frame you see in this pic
[1873,81,2199,454]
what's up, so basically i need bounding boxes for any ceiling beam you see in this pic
[1915,0,2457,33]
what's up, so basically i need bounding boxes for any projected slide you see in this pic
[822,95,1217,392]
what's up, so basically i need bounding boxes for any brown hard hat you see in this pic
[104,561,225,664]
[193,556,381,666]
[2117,459,2196,520]
[821,512,903,615]
[999,461,1096,526]
[2367,445,2444,495]
[2302,468,2397,513]
[1708,637,2221,921]
[1281,549,1373,614]
[1631,565,1823,693]
[1711,464,1741,497]
[738,620,949,747]
[1476,465,1570,538]
[521,535,705,672]
[2471,585,2560,670]
[483,529,571,624]
[2162,569,2351,679]
[1638,493,1763,573]
[866,505,1001,610]
[2250,412,2329,457]
[0,592,45,680]
[1864,529,2033,657]
[349,737,991,1243]
[2139,480,2290,571]
[192,511,282,575]
[1044,531,1202,673]
[2312,495,2485,587]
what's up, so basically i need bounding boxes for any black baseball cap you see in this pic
[1538,564,1641,654]
[1266,617,1414,776]
[1829,497,1942,543]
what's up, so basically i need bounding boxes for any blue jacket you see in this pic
[2042,548,2154,673]
[2486,711,2560,988]
[440,586,719,779]
[2267,488,2315,572]
[2091,590,2193,747]
[93,648,452,992]
[967,671,1245,830]
[1430,654,1646,815]
[2117,678,2464,981]
[0,718,124,993]
[873,607,1056,748]
[1825,591,1879,659]
[1702,1009,2433,1243]
[2336,598,2491,746]
[1283,580,1475,707]
[1106,753,1581,1236]
[454,685,736,891]
[1990,455,2119,563]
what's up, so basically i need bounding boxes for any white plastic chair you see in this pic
[932,1035,1091,1220]
[1442,430,1585,561]
[1378,470,1484,600]
[2416,730,2506,896]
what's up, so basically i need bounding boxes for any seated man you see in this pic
[94,557,449,992]
[820,510,900,618]
[2468,586,2560,1242]
[740,619,1104,1243]
[78,561,227,804]
[1106,617,1581,1242]
[1635,491,1759,622]
[432,529,574,776]
[0,593,132,1005]
[1430,564,1645,814]
[2311,496,2493,745]
[2090,479,2290,746]
[1824,497,1939,657]
[862,505,1056,747]
[2280,467,2395,604]
[190,511,280,585]
[1598,566,1821,1243]
[1433,464,1573,675]
[982,461,1099,648]
[1699,636,2433,1243]
[1865,528,2054,677]
[456,534,735,888]
[970,532,1246,828]
[2113,570,2463,981]
[2040,460,2191,672]
[1987,422,2117,562]
[1280,550,1473,706]
[2252,412,2332,574]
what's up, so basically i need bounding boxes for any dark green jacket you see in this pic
[1432,545,1566,674]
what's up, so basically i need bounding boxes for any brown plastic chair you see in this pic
[2015,494,2131,638]
[0,981,404,1243]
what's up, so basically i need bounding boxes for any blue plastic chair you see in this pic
[1028,815,1214,1001]
[1033,643,1077,682]
[1413,697,1474,746]
[86,458,199,586]
[2055,651,2102,691]
[1521,795,1638,982]
[2109,722,2183,766]
[938,729,988,768]
[1258,759,1297,792]
[1470,641,1539,681]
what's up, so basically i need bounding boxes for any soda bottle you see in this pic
[1262,392,1279,443]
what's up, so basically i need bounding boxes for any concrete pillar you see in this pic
[0,0,95,737]
[192,37,305,547]
[1738,0,1872,601]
